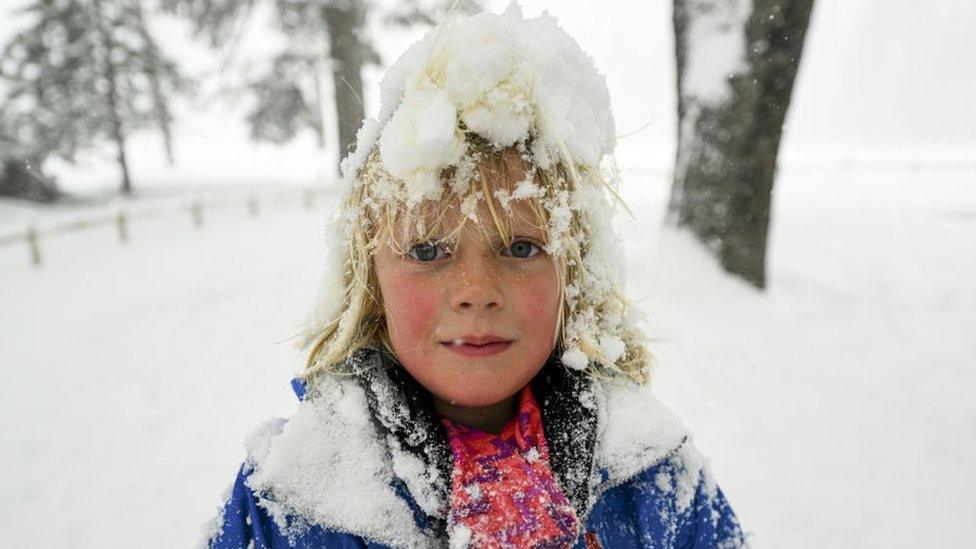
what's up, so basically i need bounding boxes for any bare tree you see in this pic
[0,0,189,195]
[669,0,815,288]
[322,1,371,162]
[164,0,483,172]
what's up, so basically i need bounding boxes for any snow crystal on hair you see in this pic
[305,1,651,383]
[343,2,616,186]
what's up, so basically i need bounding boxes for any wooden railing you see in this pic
[0,186,335,267]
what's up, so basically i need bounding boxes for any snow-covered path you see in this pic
[621,168,976,548]
[1,167,974,547]
[0,202,322,547]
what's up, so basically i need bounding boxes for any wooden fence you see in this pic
[0,187,333,267]
[2,159,974,267]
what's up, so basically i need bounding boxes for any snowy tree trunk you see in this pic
[108,89,134,196]
[322,1,367,168]
[134,0,176,165]
[313,54,328,150]
[150,73,177,165]
[669,0,814,289]
[94,0,134,195]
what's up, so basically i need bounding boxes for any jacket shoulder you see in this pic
[206,376,432,548]
[594,379,691,484]
[204,463,372,548]
[586,441,749,548]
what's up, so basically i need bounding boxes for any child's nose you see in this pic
[449,256,504,312]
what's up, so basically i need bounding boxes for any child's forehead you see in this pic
[400,196,546,240]
[384,151,547,239]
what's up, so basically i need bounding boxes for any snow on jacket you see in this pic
[204,348,747,548]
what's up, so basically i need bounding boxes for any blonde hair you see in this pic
[303,137,651,384]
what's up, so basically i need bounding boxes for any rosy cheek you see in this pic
[382,271,440,345]
[516,270,561,341]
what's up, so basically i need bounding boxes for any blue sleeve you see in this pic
[686,476,748,548]
[206,464,370,549]
[582,453,747,548]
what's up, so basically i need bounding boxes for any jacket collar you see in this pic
[354,348,452,535]
[251,348,689,545]
[244,370,432,547]
[351,348,604,528]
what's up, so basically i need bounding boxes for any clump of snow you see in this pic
[563,283,581,300]
[340,118,382,181]
[492,188,512,211]
[439,12,534,147]
[388,437,447,518]
[654,471,673,493]
[449,523,473,549]
[561,347,589,371]
[674,1,751,186]
[343,1,615,184]
[599,335,626,364]
[299,207,351,349]
[595,379,690,483]
[197,481,235,548]
[567,378,726,537]
[243,377,429,546]
[680,0,750,104]
[672,442,705,513]
[243,417,288,467]
[511,176,543,200]
[357,352,451,518]
[378,87,465,205]
[464,483,482,501]
[459,193,481,221]
[369,2,615,185]
[541,187,572,256]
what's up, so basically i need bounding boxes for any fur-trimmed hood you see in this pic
[241,349,690,547]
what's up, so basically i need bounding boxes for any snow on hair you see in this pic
[299,2,652,383]
[301,139,651,384]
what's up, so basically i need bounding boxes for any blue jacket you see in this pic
[205,350,746,548]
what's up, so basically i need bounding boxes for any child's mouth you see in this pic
[441,337,513,357]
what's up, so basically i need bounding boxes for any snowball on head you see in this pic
[345,1,616,185]
[377,86,465,205]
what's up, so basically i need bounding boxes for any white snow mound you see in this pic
[346,2,616,187]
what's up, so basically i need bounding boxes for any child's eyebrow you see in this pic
[508,213,548,236]
[490,222,548,244]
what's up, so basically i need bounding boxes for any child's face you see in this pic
[373,198,561,410]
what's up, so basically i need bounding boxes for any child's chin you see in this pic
[439,386,520,409]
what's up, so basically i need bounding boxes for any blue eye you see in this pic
[407,241,448,262]
[504,239,541,259]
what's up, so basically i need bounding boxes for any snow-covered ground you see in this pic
[1,153,973,547]
[2,0,975,545]
[617,162,976,548]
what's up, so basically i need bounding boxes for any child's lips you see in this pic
[440,337,514,358]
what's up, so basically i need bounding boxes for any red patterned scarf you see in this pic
[440,385,580,548]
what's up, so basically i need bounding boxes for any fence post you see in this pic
[192,199,204,229]
[248,194,260,219]
[26,225,41,266]
[304,188,315,210]
[116,211,129,243]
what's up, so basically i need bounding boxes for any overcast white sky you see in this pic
[507,0,976,151]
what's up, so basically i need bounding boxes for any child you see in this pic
[207,4,746,548]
